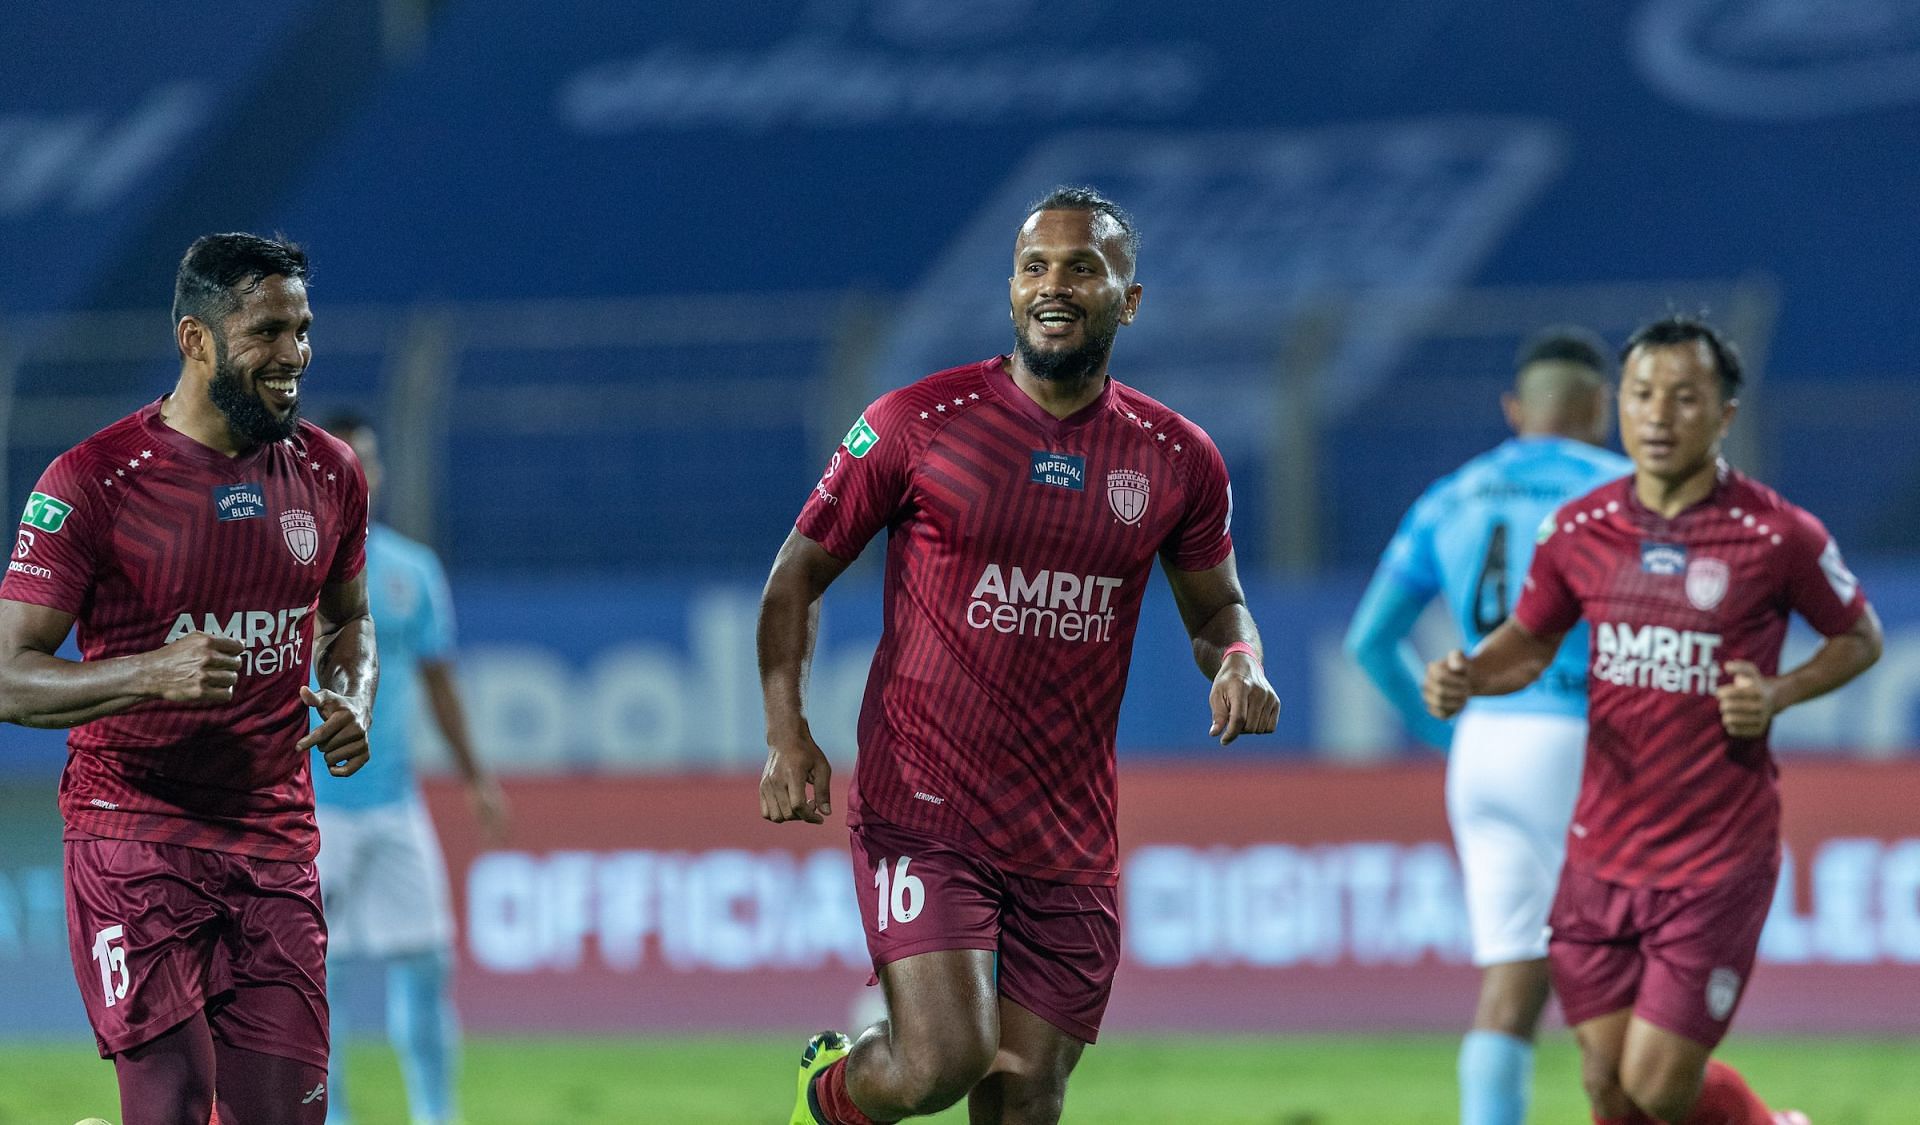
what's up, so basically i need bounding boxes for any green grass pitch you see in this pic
[3,1034,1916,1123]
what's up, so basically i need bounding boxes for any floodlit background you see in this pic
[3,2,1918,1121]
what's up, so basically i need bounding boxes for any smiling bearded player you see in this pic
[0,233,376,1125]
[758,186,1281,1125]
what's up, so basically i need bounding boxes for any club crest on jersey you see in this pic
[1106,469,1150,526]
[1640,541,1687,575]
[213,482,267,522]
[1705,967,1741,1021]
[1029,451,1085,491]
[280,510,319,564]
[1685,557,1730,611]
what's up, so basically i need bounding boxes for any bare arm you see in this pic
[422,658,507,840]
[757,529,852,823]
[1161,550,1280,744]
[1422,617,1566,719]
[1718,605,1883,738]
[0,598,241,728]
[299,573,378,777]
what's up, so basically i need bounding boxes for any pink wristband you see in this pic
[1221,641,1260,666]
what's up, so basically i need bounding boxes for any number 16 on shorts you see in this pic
[873,857,924,931]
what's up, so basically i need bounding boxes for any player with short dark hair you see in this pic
[0,232,376,1125]
[760,186,1279,1125]
[1425,315,1880,1125]
[1346,325,1630,1125]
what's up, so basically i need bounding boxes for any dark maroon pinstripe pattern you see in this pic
[796,357,1234,885]
[1513,469,1867,889]
[1,401,369,861]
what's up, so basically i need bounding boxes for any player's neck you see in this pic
[1634,462,1718,518]
[159,384,251,459]
[1007,361,1108,420]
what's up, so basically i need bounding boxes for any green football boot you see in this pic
[789,1030,853,1125]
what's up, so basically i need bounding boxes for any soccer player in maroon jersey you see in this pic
[759,187,1280,1125]
[0,233,377,1125]
[1424,316,1881,1125]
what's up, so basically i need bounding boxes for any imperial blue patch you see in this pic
[1029,451,1086,491]
[1641,541,1687,575]
[214,483,268,522]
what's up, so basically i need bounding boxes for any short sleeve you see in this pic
[0,453,107,616]
[1779,508,1867,637]
[1160,426,1235,572]
[794,396,915,562]
[414,549,457,661]
[1512,511,1582,638]
[327,455,370,585]
[1375,484,1445,601]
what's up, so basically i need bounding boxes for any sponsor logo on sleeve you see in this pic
[22,491,72,533]
[1640,541,1687,575]
[13,529,33,559]
[1684,557,1730,611]
[213,482,268,522]
[7,530,50,578]
[1106,469,1150,525]
[1535,514,1557,544]
[843,415,880,458]
[280,510,319,564]
[1029,451,1086,491]
[1818,538,1859,604]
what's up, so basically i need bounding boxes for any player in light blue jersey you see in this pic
[1345,329,1630,1125]
[313,416,506,1125]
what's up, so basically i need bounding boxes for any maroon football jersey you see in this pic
[1514,466,1866,888]
[2,400,368,861]
[796,357,1234,885]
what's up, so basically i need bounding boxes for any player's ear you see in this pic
[176,317,206,364]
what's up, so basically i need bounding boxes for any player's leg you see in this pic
[211,1037,330,1125]
[803,821,1005,1123]
[314,803,369,1125]
[112,1012,219,1125]
[204,855,334,1122]
[1618,863,1787,1124]
[65,838,225,1123]
[964,873,1116,1125]
[1571,1009,1645,1123]
[1448,711,1584,1125]
[1546,864,1649,1123]
[386,950,459,1123]
[965,998,1086,1125]
[374,798,463,1124]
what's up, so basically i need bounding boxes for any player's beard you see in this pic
[207,343,300,447]
[1013,299,1125,385]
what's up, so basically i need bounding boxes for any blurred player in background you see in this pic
[0,233,375,1125]
[758,186,1279,1125]
[313,415,505,1125]
[1425,316,1881,1125]
[1345,327,1630,1125]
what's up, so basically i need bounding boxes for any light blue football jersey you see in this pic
[1348,436,1632,740]
[312,524,455,809]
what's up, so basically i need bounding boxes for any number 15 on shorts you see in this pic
[874,856,924,931]
[92,924,130,1007]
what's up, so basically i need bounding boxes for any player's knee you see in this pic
[892,1027,995,1115]
[995,1074,1069,1125]
[1619,1066,1697,1123]
[1579,1056,1630,1116]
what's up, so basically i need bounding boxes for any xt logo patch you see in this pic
[302,1081,326,1104]
[843,414,879,458]
[22,491,72,533]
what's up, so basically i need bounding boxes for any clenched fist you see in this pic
[1423,650,1472,719]
[1716,659,1776,739]
[143,632,244,704]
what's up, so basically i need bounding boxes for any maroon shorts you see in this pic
[849,817,1120,1043]
[1547,859,1778,1048]
[64,837,330,1068]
